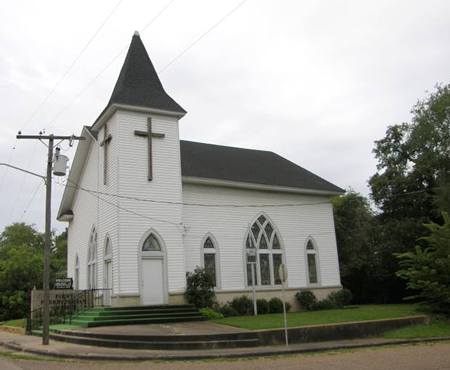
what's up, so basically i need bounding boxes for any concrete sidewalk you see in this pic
[1,331,450,361]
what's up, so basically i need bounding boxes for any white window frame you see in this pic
[244,214,285,288]
[305,237,321,286]
[200,233,221,289]
[87,227,97,290]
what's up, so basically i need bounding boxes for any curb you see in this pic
[2,336,450,361]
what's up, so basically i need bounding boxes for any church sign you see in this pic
[54,278,73,290]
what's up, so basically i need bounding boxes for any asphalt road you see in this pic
[1,342,450,370]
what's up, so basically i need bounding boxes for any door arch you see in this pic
[138,230,168,305]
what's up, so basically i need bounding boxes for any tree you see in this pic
[368,83,450,302]
[396,213,450,314]
[185,267,216,308]
[0,223,68,320]
[332,191,381,302]
[0,223,44,321]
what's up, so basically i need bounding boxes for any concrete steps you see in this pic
[68,304,205,328]
[49,330,260,350]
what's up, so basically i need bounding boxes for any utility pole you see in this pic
[17,133,84,345]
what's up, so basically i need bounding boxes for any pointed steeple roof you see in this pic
[108,32,186,114]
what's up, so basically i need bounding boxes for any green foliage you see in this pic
[328,288,353,308]
[311,298,336,311]
[332,191,383,303]
[268,297,284,313]
[230,295,253,315]
[367,84,450,302]
[184,267,216,309]
[296,291,317,311]
[396,213,450,314]
[218,303,239,317]
[199,307,224,320]
[0,223,68,321]
[256,298,269,314]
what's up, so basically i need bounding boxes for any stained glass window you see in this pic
[203,236,218,287]
[204,254,216,286]
[142,234,161,251]
[306,239,319,284]
[245,215,284,286]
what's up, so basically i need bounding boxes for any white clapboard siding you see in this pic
[182,183,341,291]
[116,111,185,295]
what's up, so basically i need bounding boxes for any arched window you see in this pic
[202,236,219,287]
[87,228,97,289]
[306,239,319,284]
[104,238,112,260]
[245,215,284,286]
[74,255,80,290]
[142,233,161,252]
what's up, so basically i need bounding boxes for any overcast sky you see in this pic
[0,0,449,233]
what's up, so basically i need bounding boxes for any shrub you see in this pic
[230,295,253,315]
[396,213,450,314]
[328,289,353,308]
[296,291,317,311]
[268,297,284,313]
[184,267,215,308]
[218,303,239,317]
[285,302,292,312]
[311,298,336,310]
[199,307,224,320]
[256,299,269,314]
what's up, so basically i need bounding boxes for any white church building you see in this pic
[58,32,344,308]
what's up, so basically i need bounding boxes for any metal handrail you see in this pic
[27,288,113,334]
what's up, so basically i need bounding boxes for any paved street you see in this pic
[1,342,450,370]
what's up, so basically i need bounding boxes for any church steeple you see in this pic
[108,32,186,114]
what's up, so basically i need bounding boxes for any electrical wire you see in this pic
[63,178,334,208]
[19,181,43,222]
[45,0,178,131]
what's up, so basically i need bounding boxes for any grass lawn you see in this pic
[214,304,421,330]
[0,318,26,328]
[383,318,450,339]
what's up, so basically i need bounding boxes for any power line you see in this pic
[63,178,333,208]
[45,0,247,130]
[3,0,123,221]
[45,0,177,131]
[159,0,248,74]
[21,0,123,133]
[19,181,43,222]
[61,180,182,228]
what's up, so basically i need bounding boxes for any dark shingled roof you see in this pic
[108,32,186,114]
[180,140,344,193]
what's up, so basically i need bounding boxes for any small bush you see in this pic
[230,295,253,315]
[199,307,224,320]
[218,303,239,317]
[311,298,336,310]
[268,297,284,313]
[185,267,215,308]
[328,289,353,308]
[256,299,269,314]
[296,291,317,311]
[285,302,292,312]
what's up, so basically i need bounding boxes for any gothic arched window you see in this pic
[142,233,161,252]
[245,215,284,286]
[306,239,319,284]
[87,228,97,289]
[202,236,219,287]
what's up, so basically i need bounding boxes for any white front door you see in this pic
[141,258,165,305]
[103,260,112,306]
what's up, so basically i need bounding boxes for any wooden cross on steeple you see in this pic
[134,117,165,181]
[100,124,112,185]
